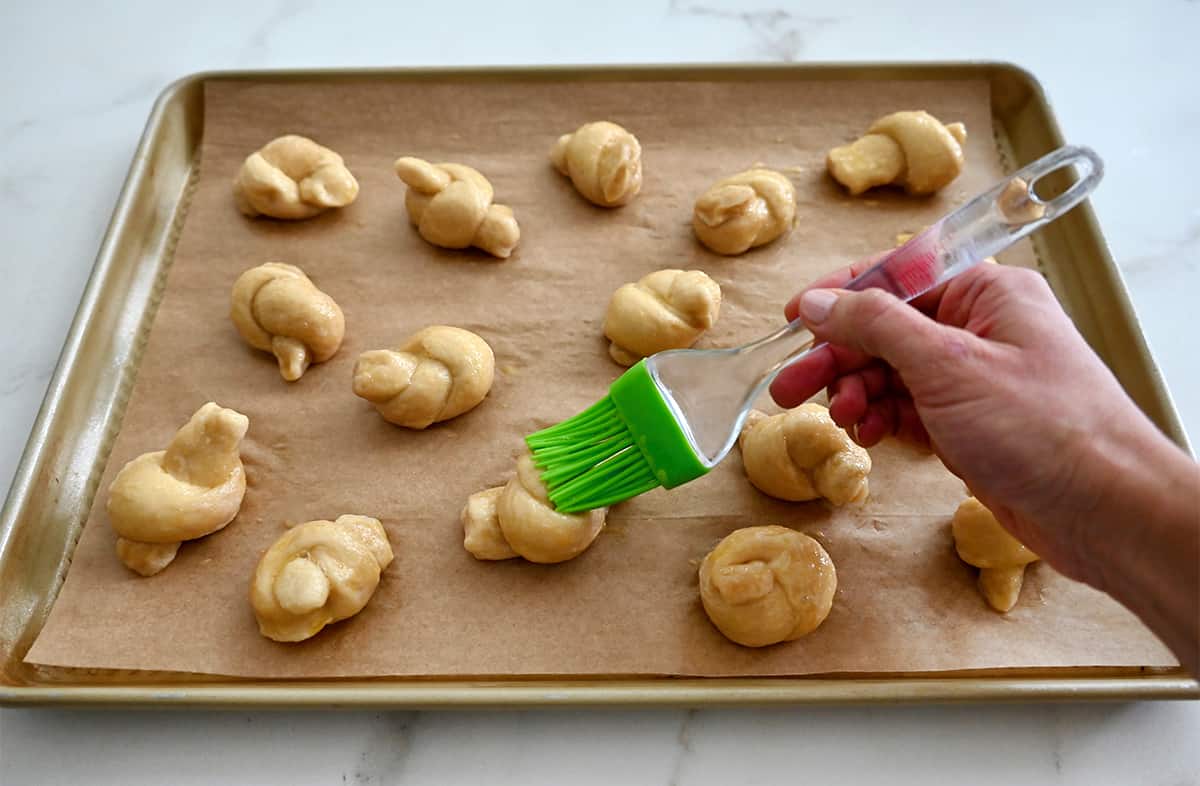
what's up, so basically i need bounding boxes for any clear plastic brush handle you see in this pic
[744,145,1105,388]
[841,145,1105,303]
[649,145,1104,468]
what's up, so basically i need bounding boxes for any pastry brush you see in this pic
[526,145,1104,513]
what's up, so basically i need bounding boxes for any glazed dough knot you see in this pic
[353,326,495,429]
[230,262,345,381]
[693,168,797,255]
[107,402,249,576]
[603,269,722,366]
[233,135,359,220]
[251,515,394,642]
[699,526,837,647]
[393,157,520,258]
[462,454,607,564]
[549,121,643,207]
[827,111,966,196]
[738,405,871,505]
[952,497,1040,612]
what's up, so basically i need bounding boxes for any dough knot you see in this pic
[462,453,607,564]
[603,269,722,366]
[952,497,1040,612]
[353,326,495,429]
[738,405,871,505]
[827,111,966,196]
[233,135,359,219]
[549,121,643,207]
[251,515,393,642]
[393,157,520,258]
[230,262,345,381]
[107,402,249,576]
[699,525,837,647]
[693,168,796,255]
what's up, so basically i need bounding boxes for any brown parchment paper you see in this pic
[26,77,1174,678]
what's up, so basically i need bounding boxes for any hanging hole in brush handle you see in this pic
[1011,145,1105,227]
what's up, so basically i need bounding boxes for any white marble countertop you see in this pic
[1,1,1196,784]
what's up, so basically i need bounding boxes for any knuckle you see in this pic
[847,289,898,329]
[934,329,974,363]
[998,265,1050,296]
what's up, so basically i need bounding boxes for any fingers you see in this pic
[845,393,929,450]
[784,255,885,322]
[769,343,875,408]
[855,399,897,447]
[894,398,932,449]
[828,363,890,428]
[785,251,949,322]
[797,286,979,377]
[828,374,866,427]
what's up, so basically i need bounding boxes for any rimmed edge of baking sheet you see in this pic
[1,63,1193,706]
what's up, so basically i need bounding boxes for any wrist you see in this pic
[1068,417,1195,594]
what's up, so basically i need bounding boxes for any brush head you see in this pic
[525,396,660,512]
[525,360,709,512]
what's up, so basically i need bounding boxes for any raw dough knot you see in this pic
[738,405,871,505]
[353,325,495,429]
[699,525,837,647]
[250,515,393,642]
[393,157,520,258]
[603,269,722,366]
[107,402,249,576]
[693,168,797,255]
[462,453,607,564]
[952,497,1040,612]
[827,111,966,196]
[230,262,345,381]
[233,135,359,219]
[549,121,643,207]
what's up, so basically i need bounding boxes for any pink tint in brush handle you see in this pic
[843,227,945,300]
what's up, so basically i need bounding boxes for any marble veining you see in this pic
[668,1,840,61]
[1,1,1197,784]
[237,0,317,65]
[666,709,697,786]
[349,713,417,785]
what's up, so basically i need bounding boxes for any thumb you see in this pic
[797,287,967,373]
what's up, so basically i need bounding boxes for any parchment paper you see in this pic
[26,77,1175,677]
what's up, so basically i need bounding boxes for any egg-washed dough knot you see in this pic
[692,168,797,255]
[353,325,496,429]
[230,262,345,382]
[996,176,1046,225]
[827,111,966,196]
[549,121,643,207]
[250,514,394,642]
[952,497,1040,612]
[393,157,520,259]
[603,269,722,366]
[107,402,249,576]
[233,135,359,220]
[738,405,871,505]
[699,525,837,647]
[461,453,607,564]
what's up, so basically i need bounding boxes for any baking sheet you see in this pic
[25,77,1174,678]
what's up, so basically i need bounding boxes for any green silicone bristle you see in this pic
[525,360,709,513]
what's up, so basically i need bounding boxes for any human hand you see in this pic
[770,260,1156,582]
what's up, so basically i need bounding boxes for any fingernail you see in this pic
[800,289,838,323]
